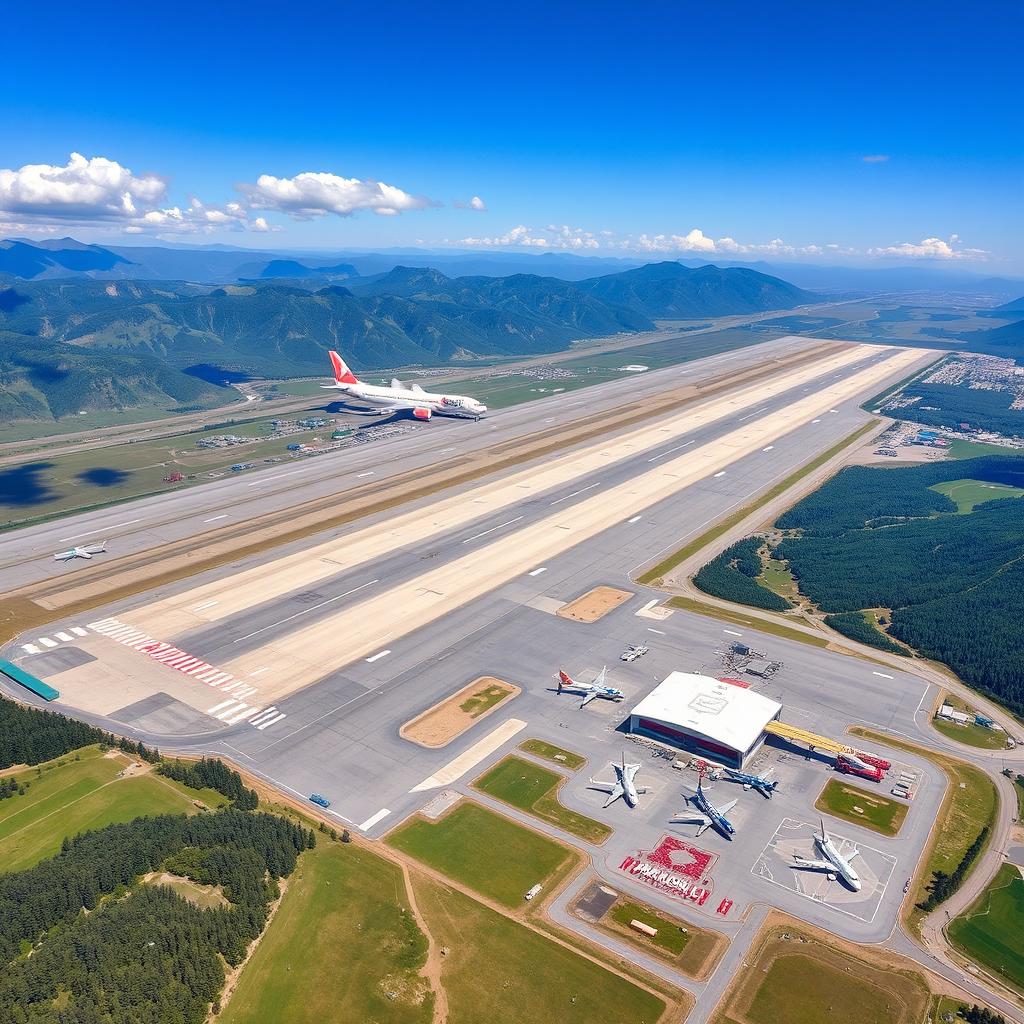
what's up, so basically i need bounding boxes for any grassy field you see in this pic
[815,779,908,836]
[931,694,1009,750]
[609,900,690,955]
[758,556,799,601]
[413,874,669,1024]
[220,840,432,1024]
[387,802,577,908]
[0,746,226,871]
[949,864,1024,994]
[473,756,611,845]
[519,739,586,771]
[666,595,829,648]
[947,438,1024,460]
[931,477,1024,513]
[637,420,880,585]
[460,682,512,717]
[849,728,998,932]
[716,925,933,1024]
[143,872,228,909]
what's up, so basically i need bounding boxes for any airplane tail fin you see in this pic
[820,817,829,842]
[557,670,571,693]
[329,350,359,385]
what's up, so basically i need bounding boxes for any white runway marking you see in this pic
[58,518,141,543]
[208,699,237,715]
[738,406,770,422]
[71,626,88,636]
[366,649,391,663]
[549,481,601,505]
[21,644,40,654]
[231,579,379,642]
[357,471,375,478]
[713,470,727,478]
[646,440,695,462]
[528,567,547,576]
[204,515,229,523]
[193,600,219,611]
[55,631,72,642]
[811,418,821,423]
[722,628,743,636]
[410,719,527,792]
[249,707,278,725]
[627,515,642,523]
[38,637,57,648]
[647,628,666,635]
[256,713,286,730]
[873,671,894,679]
[359,808,392,831]
[762,445,774,452]
[462,516,524,544]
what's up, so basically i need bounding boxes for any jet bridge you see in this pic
[763,721,890,770]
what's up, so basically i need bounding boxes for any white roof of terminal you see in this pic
[630,672,782,753]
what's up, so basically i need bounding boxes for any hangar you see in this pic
[628,672,782,768]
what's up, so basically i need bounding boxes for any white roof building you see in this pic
[629,672,782,767]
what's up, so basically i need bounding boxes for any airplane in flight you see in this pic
[53,542,107,562]
[722,767,778,798]
[322,350,487,420]
[671,777,738,839]
[589,754,647,808]
[556,667,625,708]
[792,818,862,890]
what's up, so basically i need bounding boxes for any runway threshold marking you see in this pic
[231,579,380,642]
[359,808,391,832]
[410,718,527,793]
[366,649,391,663]
[462,516,524,544]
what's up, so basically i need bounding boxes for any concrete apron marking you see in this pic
[217,348,925,689]
[120,344,878,637]
[359,808,392,832]
[410,719,528,793]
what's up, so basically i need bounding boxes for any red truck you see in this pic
[835,755,883,783]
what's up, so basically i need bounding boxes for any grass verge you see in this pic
[948,863,1024,996]
[665,596,829,648]
[518,739,586,771]
[219,840,432,1024]
[387,802,578,909]
[814,778,908,836]
[637,419,880,585]
[412,873,669,1024]
[473,755,611,845]
[0,745,227,871]
[848,727,998,934]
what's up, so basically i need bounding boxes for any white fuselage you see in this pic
[815,833,861,890]
[329,380,487,419]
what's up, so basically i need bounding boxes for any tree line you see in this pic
[158,757,259,810]
[0,808,315,1024]
[916,826,989,913]
[0,696,159,770]
[693,538,792,611]
[822,612,906,655]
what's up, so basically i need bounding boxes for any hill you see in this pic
[252,259,359,280]
[0,238,133,279]
[994,295,1024,314]
[959,318,1024,357]
[577,261,817,318]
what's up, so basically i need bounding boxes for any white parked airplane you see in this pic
[53,542,107,562]
[589,754,647,808]
[793,818,862,891]
[322,350,487,420]
[556,667,624,708]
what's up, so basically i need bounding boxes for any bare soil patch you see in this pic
[400,677,520,748]
[557,586,633,623]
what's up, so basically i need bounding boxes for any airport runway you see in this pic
[0,333,833,590]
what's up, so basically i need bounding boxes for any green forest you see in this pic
[774,456,1024,712]
[883,381,1024,439]
[692,537,792,610]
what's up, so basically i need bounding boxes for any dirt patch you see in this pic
[141,871,228,908]
[400,677,520,748]
[557,586,633,623]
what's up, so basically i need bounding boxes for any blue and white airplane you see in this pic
[722,767,778,799]
[671,778,738,839]
[556,667,624,708]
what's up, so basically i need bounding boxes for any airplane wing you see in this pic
[579,689,597,708]
[589,779,624,807]
[717,798,738,815]
[390,377,405,389]
[82,544,106,555]
[53,550,76,561]
[671,810,712,831]
[793,857,836,872]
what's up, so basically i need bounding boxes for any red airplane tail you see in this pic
[329,350,359,385]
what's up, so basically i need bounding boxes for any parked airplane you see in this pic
[53,542,107,562]
[556,667,624,708]
[722,767,778,798]
[671,778,738,839]
[793,818,861,891]
[322,351,487,420]
[589,754,647,808]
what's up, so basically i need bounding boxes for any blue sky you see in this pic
[2,1,1021,269]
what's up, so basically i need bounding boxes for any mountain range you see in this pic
[0,260,817,423]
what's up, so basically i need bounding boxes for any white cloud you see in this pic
[240,170,435,219]
[459,223,599,250]
[868,234,989,261]
[470,195,486,211]
[0,152,166,221]
[861,154,890,163]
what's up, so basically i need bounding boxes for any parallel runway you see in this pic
[0,333,826,590]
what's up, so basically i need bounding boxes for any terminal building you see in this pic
[628,672,782,768]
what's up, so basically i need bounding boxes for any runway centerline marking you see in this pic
[231,579,380,642]
[646,440,695,463]
[722,628,743,637]
[627,515,642,523]
[58,518,142,543]
[357,471,375,478]
[528,567,547,576]
[203,515,229,523]
[462,516,525,544]
[550,481,601,505]
[365,649,391,663]
[872,671,894,679]
[713,471,727,478]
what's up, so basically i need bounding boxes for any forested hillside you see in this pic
[692,538,792,610]
[775,456,1024,711]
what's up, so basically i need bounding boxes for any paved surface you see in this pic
[6,335,1020,1020]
